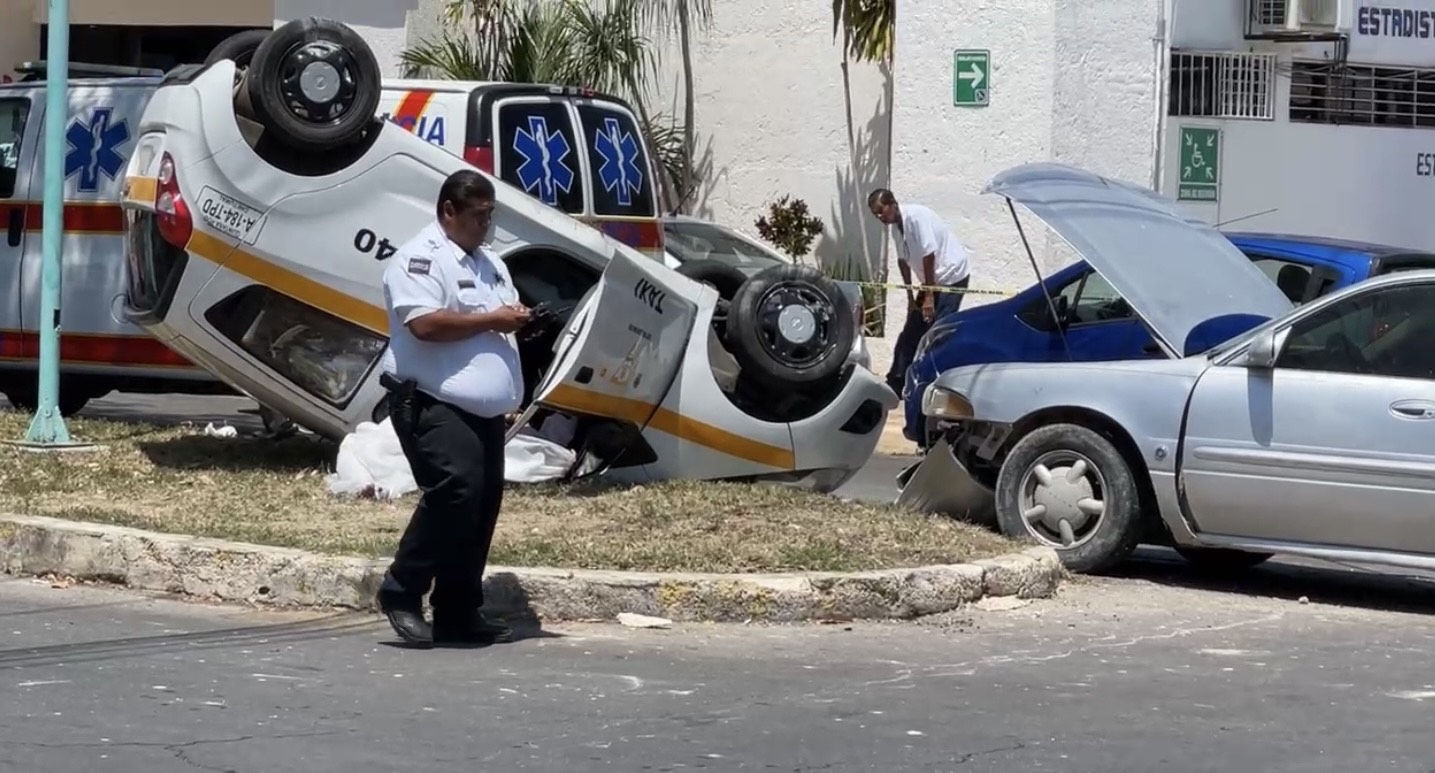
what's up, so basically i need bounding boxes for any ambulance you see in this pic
[0,61,233,416]
[374,81,666,261]
[1,56,667,417]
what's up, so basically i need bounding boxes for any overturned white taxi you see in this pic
[118,19,895,491]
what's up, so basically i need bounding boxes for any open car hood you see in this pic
[983,163,1293,357]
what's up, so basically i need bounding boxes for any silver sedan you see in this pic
[902,162,1435,576]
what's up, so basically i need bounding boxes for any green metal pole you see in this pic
[24,0,72,444]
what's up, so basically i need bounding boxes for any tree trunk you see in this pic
[678,0,695,213]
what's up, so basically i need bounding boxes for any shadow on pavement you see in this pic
[1108,545,1435,616]
[0,613,382,670]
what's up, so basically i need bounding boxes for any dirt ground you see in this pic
[0,411,1015,573]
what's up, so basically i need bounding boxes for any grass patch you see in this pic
[0,410,1017,573]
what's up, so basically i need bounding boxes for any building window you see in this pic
[1289,61,1435,127]
[1169,50,1277,120]
[1252,0,1287,26]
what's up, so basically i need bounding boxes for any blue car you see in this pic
[901,232,1435,447]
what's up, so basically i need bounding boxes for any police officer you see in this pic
[375,169,531,648]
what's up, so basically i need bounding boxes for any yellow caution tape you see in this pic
[846,279,1019,298]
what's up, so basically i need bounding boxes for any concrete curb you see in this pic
[0,515,1065,623]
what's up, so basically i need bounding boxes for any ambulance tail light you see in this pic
[463,145,494,174]
[154,152,192,249]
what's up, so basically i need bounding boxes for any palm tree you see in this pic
[831,0,894,334]
[831,0,893,64]
[634,0,713,213]
[401,0,696,212]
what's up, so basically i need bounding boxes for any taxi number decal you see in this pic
[353,228,397,261]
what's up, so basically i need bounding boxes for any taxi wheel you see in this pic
[675,259,748,300]
[247,17,381,152]
[675,259,748,338]
[726,263,856,388]
[205,28,270,71]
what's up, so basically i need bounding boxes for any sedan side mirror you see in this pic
[1242,328,1280,369]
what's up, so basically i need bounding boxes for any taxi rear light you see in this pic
[154,152,192,249]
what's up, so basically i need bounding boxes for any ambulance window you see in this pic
[575,105,656,218]
[0,98,30,198]
[494,102,586,215]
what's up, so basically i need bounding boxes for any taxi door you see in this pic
[0,88,38,342]
[518,246,705,438]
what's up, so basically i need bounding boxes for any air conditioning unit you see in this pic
[1283,0,1350,32]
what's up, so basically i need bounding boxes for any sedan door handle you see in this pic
[1390,399,1435,419]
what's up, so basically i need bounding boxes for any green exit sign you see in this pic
[953,49,990,107]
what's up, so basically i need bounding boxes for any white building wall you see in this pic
[1164,0,1435,249]
[889,0,1162,336]
[274,0,416,77]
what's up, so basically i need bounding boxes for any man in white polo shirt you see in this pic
[868,188,972,394]
[375,169,532,649]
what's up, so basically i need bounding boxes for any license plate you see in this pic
[196,186,267,244]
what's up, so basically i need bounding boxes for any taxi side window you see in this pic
[494,102,586,216]
[0,98,30,198]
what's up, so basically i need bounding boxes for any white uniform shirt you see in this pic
[379,221,523,418]
[896,203,970,286]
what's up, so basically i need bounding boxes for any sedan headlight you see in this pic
[921,384,974,419]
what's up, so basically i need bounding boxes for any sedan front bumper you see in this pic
[893,435,997,527]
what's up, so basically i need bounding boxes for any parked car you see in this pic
[117,19,893,492]
[899,230,1435,449]
[661,214,871,371]
[901,161,1435,574]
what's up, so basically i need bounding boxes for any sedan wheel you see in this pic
[995,423,1143,574]
[1016,449,1107,549]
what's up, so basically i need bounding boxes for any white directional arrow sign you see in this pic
[953,49,991,106]
[958,62,985,89]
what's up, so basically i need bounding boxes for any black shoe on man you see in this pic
[377,589,433,648]
[433,610,514,646]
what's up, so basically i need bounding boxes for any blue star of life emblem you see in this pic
[594,117,643,207]
[64,107,131,193]
[513,116,574,206]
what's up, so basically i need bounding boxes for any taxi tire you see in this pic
[675,260,748,301]
[726,264,856,388]
[205,28,270,70]
[247,17,381,152]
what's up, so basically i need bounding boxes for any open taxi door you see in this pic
[507,246,705,445]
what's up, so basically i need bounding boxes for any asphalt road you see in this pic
[5,564,1435,772]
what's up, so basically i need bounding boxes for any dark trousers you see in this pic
[885,276,970,393]
[380,386,506,615]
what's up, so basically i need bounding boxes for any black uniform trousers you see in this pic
[884,275,970,394]
[379,379,506,615]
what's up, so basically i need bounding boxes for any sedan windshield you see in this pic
[664,221,786,272]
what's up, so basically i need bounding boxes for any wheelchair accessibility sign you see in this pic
[1178,126,1220,203]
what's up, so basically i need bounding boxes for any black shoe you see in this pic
[378,590,433,647]
[433,610,514,646]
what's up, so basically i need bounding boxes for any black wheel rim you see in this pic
[752,280,836,368]
[276,39,361,125]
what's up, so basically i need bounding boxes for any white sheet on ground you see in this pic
[325,415,577,500]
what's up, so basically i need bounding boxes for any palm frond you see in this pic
[832,0,894,63]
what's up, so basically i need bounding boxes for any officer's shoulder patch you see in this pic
[407,257,432,275]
